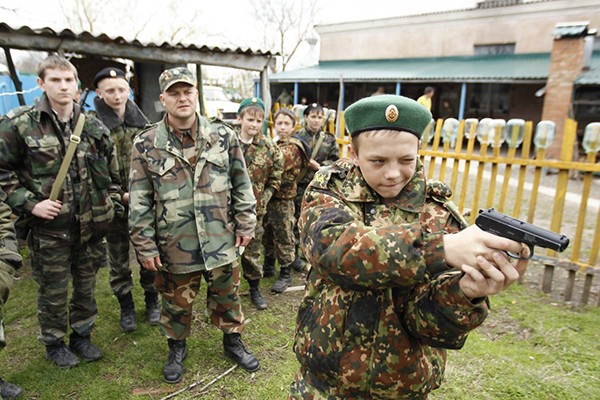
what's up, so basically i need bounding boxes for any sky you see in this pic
[0,0,478,71]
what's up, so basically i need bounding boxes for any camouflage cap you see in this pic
[344,95,432,139]
[93,67,126,88]
[159,67,196,93]
[237,97,265,115]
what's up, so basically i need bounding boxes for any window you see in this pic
[474,43,516,55]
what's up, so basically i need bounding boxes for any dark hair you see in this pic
[303,103,324,116]
[424,86,435,94]
[37,55,78,81]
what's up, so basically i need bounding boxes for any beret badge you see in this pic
[109,70,117,77]
[385,104,399,123]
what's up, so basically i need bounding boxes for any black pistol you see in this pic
[475,208,570,259]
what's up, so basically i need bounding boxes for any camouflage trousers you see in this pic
[154,262,245,341]
[241,213,265,281]
[288,370,331,400]
[294,184,308,260]
[29,227,103,345]
[106,214,156,297]
[0,260,15,350]
[263,198,296,268]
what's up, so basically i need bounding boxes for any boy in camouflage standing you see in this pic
[289,95,530,399]
[92,67,159,332]
[263,108,309,293]
[236,98,283,310]
[0,55,121,368]
[0,190,23,399]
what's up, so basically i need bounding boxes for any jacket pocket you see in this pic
[86,155,111,189]
[23,135,61,177]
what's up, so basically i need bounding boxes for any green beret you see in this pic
[93,67,126,88]
[237,97,265,114]
[159,67,196,93]
[344,95,432,139]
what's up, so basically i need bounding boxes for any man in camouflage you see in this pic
[263,108,309,293]
[236,97,283,310]
[92,67,158,331]
[0,55,121,368]
[0,190,24,398]
[129,67,260,384]
[291,103,339,271]
[289,95,530,399]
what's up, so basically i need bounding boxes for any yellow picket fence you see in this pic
[331,113,600,306]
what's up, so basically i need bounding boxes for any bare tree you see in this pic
[251,0,319,71]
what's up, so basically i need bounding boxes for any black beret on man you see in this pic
[344,94,433,139]
[93,67,127,88]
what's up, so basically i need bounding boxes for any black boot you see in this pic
[263,254,276,278]
[270,267,292,293]
[163,339,187,384]
[144,291,161,326]
[223,333,259,372]
[69,333,103,362]
[248,279,267,310]
[0,378,23,399]
[45,341,80,368]
[290,257,306,272]
[117,292,137,332]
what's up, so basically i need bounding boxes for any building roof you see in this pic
[271,52,600,85]
[0,23,276,71]
[270,53,553,84]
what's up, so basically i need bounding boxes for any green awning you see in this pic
[575,52,600,85]
[270,53,554,84]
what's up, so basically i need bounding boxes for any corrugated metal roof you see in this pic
[575,52,600,85]
[0,23,275,56]
[270,53,552,83]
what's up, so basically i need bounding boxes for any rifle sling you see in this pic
[49,113,86,201]
[297,132,325,183]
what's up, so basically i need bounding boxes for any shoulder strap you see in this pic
[297,132,326,183]
[49,114,86,201]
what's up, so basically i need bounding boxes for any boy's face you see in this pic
[96,78,130,113]
[305,110,323,132]
[274,114,295,138]
[37,67,78,108]
[237,110,264,139]
[350,130,419,199]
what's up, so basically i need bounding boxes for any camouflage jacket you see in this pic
[239,132,283,216]
[295,158,487,399]
[0,190,21,312]
[295,127,339,187]
[0,95,121,242]
[92,97,149,198]
[274,136,308,200]
[129,114,256,274]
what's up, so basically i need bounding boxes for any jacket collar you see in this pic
[93,97,148,130]
[154,113,219,152]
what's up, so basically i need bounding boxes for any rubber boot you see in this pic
[223,333,259,372]
[163,339,187,384]
[144,291,161,326]
[117,292,137,332]
[248,279,267,310]
[270,267,292,293]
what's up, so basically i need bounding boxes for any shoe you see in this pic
[117,292,137,332]
[223,333,259,372]
[69,334,103,362]
[270,268,292,293]
[290,257,306,272]
[163,339,187,384]
[144,292,161,326]
[248,279,267,310]
[0,378,23,399]
[262,255,276,278]
[45,341,80,368]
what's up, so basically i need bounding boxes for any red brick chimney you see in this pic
[542,22,589,159]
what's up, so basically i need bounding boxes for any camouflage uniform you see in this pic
[263,136,308,269]
[290,158,488,399]
[129,114,256,339]
[92,97,155,298]
[0,94,121,346]
[239,132,283,280]
[294,127,339,258]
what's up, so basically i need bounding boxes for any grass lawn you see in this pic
[1,261,599,399]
